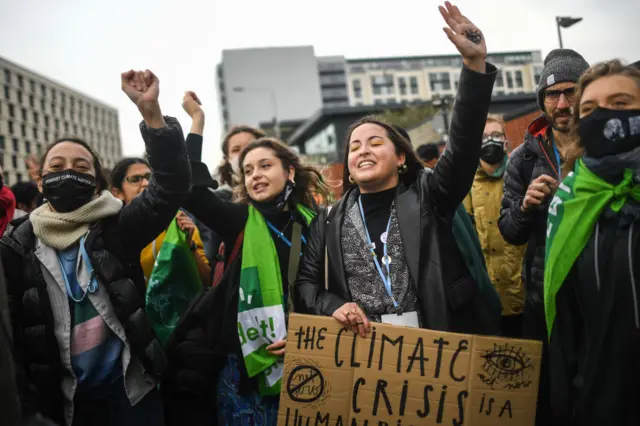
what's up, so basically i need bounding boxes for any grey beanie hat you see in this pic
[536,49,589,110]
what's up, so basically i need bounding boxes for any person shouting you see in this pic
[163,137,329,425]
[0,69,191,426]
[294,2,500,337]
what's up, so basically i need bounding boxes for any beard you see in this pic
[549,108,573,133]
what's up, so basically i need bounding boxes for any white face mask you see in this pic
[230,157,241,176]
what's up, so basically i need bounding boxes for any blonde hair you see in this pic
[567,59,640,168]
[486,113,507,134]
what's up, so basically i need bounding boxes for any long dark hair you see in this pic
[40,137,109,193]
[342,116,424,191]
[237,137,329,207]
[110,157,150,190]
[217,125,266,187]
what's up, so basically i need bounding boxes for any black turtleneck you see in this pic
[359,186,396,262]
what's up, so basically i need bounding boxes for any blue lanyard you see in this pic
[357,196,398,309]
[552,142,562,180]
[266,220,307,256]
[57,235,98,303]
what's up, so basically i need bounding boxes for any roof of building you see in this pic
[347,50,541,64]
[0,56,118,110]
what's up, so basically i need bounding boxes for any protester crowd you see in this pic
[1,2,639,425]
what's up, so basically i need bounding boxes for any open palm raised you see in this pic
[439,2,487,68]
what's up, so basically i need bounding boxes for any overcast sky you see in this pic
[0,0,637,169]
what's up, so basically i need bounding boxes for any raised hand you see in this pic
[121,69,160,109]
[182,91,204,118]
[121,69,164,128]
[439,1,487,72]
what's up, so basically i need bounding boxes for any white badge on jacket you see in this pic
[381,311,419,328]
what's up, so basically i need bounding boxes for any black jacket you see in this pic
[549,216,640,425]
[163,182,313,426]
[0,117,191,425]
[295,64,500,335]
[499,115,559,340]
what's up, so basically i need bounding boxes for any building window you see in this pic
[515,70,524,88]
[44,115,49,127]
[25,141,31,154]
[17,75,23,88]
[55,118,60,130]
[40,99,45,112]
[374,99,384,105]
[17,91,23,104]
[506,71,514,89]
[16,173,22,183]
[44,131,49,142]
[73,124,78,135]
[21,108,26,121]
[64,122,69,133]
[352,79,362,98]
[495,70,504,87]
[21,124,26,137]
[32,127,37,138]
[33,112,39,124]
[0,135,4,150]
[534,66,543,85]
[8,104,14,118]
[4,69,10,84]
[41,83,46,97]
[11,155,18,169]
[12,138,18,152]
[29,80,35,93]
[61,93,66,105]
[51,89,56,102]
[371,75,394,95]
[29,95,34,108]
[4,86,9,99]
[410,77,419,94]
[8,121,14,135]
[398,77,407,95]
[429,72,451,92]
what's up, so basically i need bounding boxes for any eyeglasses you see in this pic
[544,87,576,103]
[482,133,506,143]
[125,172,152,185]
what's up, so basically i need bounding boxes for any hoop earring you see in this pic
[398,164,408,174]
[348,175,355,184]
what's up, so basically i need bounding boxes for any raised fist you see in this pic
[121,69,160,109]
[182,91,204,118]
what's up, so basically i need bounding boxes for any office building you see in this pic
[217,47,542,135]
[0,56,122,184]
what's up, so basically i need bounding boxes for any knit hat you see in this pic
[536,49,589,110]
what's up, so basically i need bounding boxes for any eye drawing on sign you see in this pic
[478,343,533,390]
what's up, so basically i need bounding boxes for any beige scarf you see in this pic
[30,190,123,250]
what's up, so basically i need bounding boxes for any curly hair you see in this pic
[567,59,640,168]
[236,137,328,208]
[342,116,425,191]
[217,125,266,187]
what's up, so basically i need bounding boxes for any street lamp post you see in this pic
[556,16,583,49]
[232,87,280,139]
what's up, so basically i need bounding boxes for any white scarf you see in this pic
[30,190,123,250]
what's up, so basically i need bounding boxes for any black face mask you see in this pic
[252,179,295,214]
[579,107,640,158]
[42,170,96,213]
[480,140,505,165]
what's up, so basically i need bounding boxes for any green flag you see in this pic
[545,160,640,338]
[238,204,315,396]
[145,219,202,347]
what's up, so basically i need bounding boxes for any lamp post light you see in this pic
[556,16,582,49]
[232,86,280,139]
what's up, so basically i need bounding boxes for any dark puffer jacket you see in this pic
[0,117,191,425]
[498,115,558,340]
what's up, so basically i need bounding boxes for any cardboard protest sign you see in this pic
[278,314,541,426]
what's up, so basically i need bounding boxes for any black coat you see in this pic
[499,115,558,340]
[295,63,500,335]
[549,216,640,425]
[0,117,191,425]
